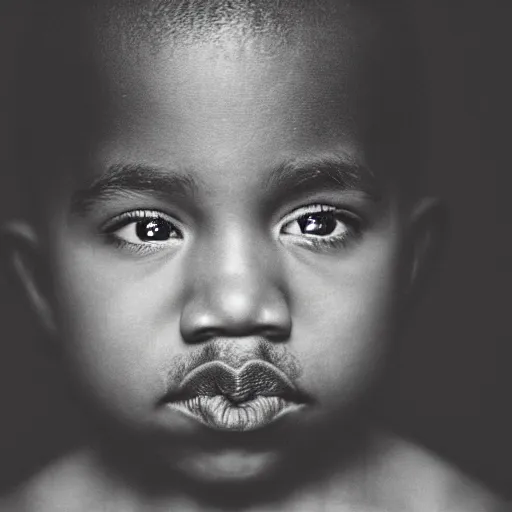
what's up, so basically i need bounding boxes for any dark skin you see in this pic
[0,3,505,511]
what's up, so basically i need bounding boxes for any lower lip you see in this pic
[166,395,303,432]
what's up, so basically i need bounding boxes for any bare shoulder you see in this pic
[371,431,508,512]
[0,449,116,512]
[0,492,21,512]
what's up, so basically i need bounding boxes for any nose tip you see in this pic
[179,276,292,344]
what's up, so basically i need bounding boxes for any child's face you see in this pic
[22,12,431,483]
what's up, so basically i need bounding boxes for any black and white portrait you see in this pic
[0,1,508,510]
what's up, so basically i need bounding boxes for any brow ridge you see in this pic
[70,153,379,216]
[70,163,199,215]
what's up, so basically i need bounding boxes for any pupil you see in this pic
[136,219,172,241]
[298,214,336,236]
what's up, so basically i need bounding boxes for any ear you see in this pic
[405,197,448,299]
[0,220,56,336]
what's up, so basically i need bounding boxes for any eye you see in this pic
[103,210,183,252]
[283,211,344,237]
[116,217,180,244]
[279,204,361,249]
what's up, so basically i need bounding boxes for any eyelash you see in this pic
[100,204,362,256]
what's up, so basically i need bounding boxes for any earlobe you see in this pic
[0,221,56,336]
[406,197,448,297]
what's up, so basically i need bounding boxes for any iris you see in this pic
[297,213,337,236]
[135,219,173,241]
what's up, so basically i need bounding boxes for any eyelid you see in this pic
[101,209,182,233]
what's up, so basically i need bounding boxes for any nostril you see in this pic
[258,323,291,343]
[182,325,222,345]
[179,276,292,345]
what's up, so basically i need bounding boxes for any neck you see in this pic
[6,427,496,512]
[8,425,382,512]
[93,417,374,510]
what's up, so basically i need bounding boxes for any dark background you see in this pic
[0,0,510,499]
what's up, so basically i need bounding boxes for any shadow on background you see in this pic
[383,0,511,496]
[0,0,510,499]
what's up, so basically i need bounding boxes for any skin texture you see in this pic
[40,10,410,483]
[7,3,506,512]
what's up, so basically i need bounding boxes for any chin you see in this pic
[176,449,280,483]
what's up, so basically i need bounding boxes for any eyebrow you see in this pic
[264,153,381,201]
[70,163,199,215]
[70,153,379,216]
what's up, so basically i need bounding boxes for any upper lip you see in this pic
[169,360,301,404]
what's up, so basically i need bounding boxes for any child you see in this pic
[0,0,506,510]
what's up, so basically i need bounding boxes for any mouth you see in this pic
[167,395,303,431]
[164,360,306,431]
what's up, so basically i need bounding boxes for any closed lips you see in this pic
[168,395,301,431]
[175,360,299,403]
[165,360,305,431]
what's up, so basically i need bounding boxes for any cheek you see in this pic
[48,237,186,419]
[289,232,402,406]
[46,213,404,424]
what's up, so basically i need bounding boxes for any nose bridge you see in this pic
[207,230,265,308]
[216,220,266,282]
[180,221,291,343]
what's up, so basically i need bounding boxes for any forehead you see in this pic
[86,3,379,177]
[106,44,358,139]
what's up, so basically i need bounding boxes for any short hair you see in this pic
[5,0,428,222]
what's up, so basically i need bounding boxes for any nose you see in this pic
[179,232,292,344]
